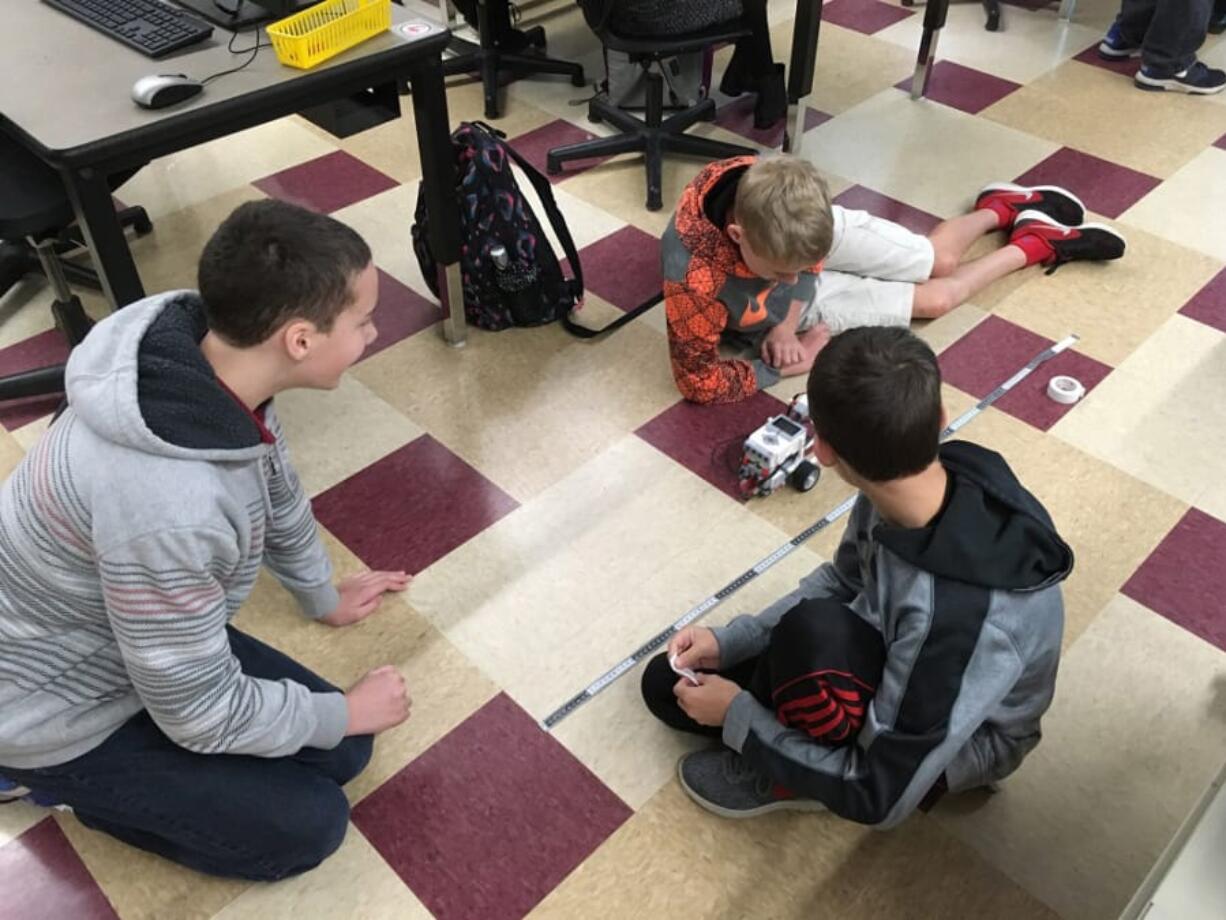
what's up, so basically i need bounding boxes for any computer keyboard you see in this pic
[44,0,214,58]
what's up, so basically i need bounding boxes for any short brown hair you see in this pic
[807,327,943,482]
[734,156,834,266]
[198,199,372,347]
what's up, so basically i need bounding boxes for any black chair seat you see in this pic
[605,21,752,58]
[0,132,74,241]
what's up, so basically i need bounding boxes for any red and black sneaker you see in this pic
[976,182,1086,231]
[1009,210,1126,273]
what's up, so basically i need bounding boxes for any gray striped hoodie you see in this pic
[0,292,347,769]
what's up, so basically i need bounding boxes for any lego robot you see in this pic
[738,395,821,498]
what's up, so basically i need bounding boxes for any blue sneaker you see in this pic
[0,774,60,808]
[1098,21,1141,59]
[1135,61,1226,94]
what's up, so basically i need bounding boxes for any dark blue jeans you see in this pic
[1117,0,1213,73]
[0,627,372,881]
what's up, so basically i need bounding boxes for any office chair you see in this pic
[0,131,150,405]
[545,0,756,211]
[441,0,586,118]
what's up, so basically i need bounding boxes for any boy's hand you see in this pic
[674,674,741,727]
[762,326,805,369]
[668,626,721,672]
[345,666,412,735]
[320,571,411,628]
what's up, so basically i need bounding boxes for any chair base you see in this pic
[546,73,755,211]
[442,23,585,119]
[0,205,151,406]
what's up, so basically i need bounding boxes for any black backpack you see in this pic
[411,121,660,337]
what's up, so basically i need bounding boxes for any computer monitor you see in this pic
[172,0,316,31]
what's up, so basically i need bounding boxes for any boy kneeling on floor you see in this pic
[642,326,1072,826]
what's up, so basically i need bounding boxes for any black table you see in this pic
[0,4,467,345]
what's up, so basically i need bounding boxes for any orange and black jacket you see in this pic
[661,156,823,404]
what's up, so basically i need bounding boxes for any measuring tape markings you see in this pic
[541,334,1079,730]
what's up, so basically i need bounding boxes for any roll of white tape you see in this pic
[1047,375,1085,405]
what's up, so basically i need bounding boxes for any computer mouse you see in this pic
[131,74,205,110]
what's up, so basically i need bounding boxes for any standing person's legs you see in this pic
[0,629,372,880]
[1115,0,1159,47]
[1130,0,1213,74]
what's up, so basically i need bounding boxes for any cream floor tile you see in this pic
[1053,314,1226,521]
[953,395,1189,647]
[994,220,1222,366]
[933,594,1226,920]
[550,540,826,809]
[273,376,424,497]
[0,427,24,480]
[531,783,1057,919]
[332,182,433,297]
[983,61,1226,178]
[1120,148,1226,262]
[801,88,1061,218]
[211,824,431,920]
[341,81,556,185]
[117,119,338,220]
[126,186,270,294]
[533,183,629,255]
[876,4,1104,85]
[407,436,820,723]
[231,530,499,804]
[775,21,917,117]
[560,155,709,238]
[54,811,251,920]
[0,802,45,848]
[353,312,678,502]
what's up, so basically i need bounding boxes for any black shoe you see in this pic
[1011,210,1127,272]
[753,64,788,130]
[1135,60,1226,94]
[976,182,1086,229]
[720,45,753,97]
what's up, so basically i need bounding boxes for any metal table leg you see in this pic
[408,56,466,347]
[61,164,145,309]
[911,0,950,100]
[783,0,823,153]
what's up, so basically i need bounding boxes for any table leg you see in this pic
[408,56,466,347]
[783,0,823,153]
[910,0,950,100]
[61,164,145,309]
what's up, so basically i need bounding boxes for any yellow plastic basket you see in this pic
[267,0,392,70]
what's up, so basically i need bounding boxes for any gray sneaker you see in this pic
[677,750,826,819]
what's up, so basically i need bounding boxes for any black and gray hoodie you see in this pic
[714,442,1072,827]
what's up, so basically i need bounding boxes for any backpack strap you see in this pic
[560,290,664,339]
[480,125,585,299]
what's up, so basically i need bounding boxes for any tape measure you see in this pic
[540,334,1080,730]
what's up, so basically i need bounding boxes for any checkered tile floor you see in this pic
[3,1,1226,917]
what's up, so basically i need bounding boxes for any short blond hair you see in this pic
[733,156,834,266]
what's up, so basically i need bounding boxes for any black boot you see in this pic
[720,44,754,97]
[753,64,788,130]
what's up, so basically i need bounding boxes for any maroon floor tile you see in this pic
[1011,147,1160,220]
[636,390,791,499]
[362,270,441,360]
[1122,508,1226,650]
[1215,133,1226,151]
[352,693,630,920]
[900,60,1022,115]
[0,819,118,920]
[0,329,72,432]
[713,97,833,149]
[253,150,399,214]
[312,435,517,573]
[938,315,1112,431]
[833,185,942,235]
[579,225,663,312]
[1073,44,1141,77]
[822,0,914,35]
[507,119,606,184]
[1179,268,1226,334]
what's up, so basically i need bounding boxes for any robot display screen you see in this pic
[771,417,802,437]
